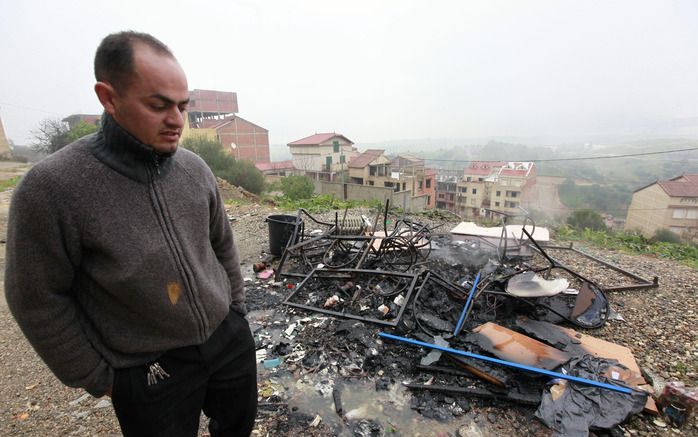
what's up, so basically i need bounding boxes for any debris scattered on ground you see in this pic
[246,203,696,436]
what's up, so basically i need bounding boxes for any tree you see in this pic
[181,135,233,172]
[31,119,98,154]
[566,209,606,231]
[220,160,265,195]
[65,121,99,143]
[280,175,315,200]
[181,135,265,194]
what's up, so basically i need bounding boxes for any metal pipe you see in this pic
[538,244,658,290]
[453,271,481,336]
[378,332,635,394]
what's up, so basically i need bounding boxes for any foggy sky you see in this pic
[1,0,697,148]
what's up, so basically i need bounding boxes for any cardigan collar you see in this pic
[91,113,175,183]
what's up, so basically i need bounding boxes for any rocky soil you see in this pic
[0,184,696,436]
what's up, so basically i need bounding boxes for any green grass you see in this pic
[555,226,698,269]
[0,176,22,191]
[274,194,382,214]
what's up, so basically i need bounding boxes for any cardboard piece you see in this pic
[469,322,571,370]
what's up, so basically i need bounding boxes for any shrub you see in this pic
[653,228,682,244]
[280,175,315,200]
[181,136,265,194]
[566,209,607,231]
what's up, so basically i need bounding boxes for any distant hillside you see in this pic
[9,145,45,163]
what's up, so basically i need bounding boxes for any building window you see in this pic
[495,202,500,207]
[673,208,698,219]
[333,140,339,153]
[326,156,332,167]
[466,177,471,182]
[427,195,431,204]
[460,187,468,192]
[472,188,477,195]
[506,190,519,198]
[418,181,423,190]
[478,178,484,182]
[496,191,501,197]
[340,155,346,163]
[426,179,432,189]
[368,180,374,186]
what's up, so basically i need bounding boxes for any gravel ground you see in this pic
[1,198,696,436]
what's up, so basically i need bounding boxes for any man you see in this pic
[5,31,257,436]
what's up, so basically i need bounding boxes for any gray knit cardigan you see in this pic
[5,114,246,396]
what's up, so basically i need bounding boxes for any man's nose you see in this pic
[166,107,185,128]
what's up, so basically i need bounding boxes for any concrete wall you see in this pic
[312,181,427,211]
[347,183,392,203]
[392,191,428,211]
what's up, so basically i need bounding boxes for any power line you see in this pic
[423,146,698,163]
[0,101,63,116]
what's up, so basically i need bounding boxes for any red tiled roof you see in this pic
[464,161,505,176]
[658,180,698,197]
[500,169,529,177]
[348,149,385,169]
[255,160,294,172]
[214,115,268,132]
[288,133,353,146]
[680,174,698,183]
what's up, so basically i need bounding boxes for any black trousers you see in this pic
[111,309,258,437]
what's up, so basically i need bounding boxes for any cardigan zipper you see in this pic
[147,161,207,339]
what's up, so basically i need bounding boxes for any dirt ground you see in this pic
[0,162,696,436]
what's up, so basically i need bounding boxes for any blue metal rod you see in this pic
[378,332,634,395]
[453,271,481,335]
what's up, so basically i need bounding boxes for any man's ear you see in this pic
[94,82,118,116]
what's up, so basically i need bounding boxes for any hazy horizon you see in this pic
[2,1,697,148]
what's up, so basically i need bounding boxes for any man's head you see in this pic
[94,31,189,153]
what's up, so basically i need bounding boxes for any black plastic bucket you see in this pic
[266,214,302,256]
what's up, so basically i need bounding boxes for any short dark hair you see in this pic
[94,31,173,94]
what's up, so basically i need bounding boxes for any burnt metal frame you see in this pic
[457,207,537,261]
[276,202,432,279]
[282,268,419,327]
[488,207,536,260]
[275,208,337,280]
[515,228,611,328]
[535,242,659,292]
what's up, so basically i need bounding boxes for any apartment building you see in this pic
[182,89,270,164]
[625,174,698,238]
[347,151,436,207]
[287,133,356,181]
[436,161,536,219]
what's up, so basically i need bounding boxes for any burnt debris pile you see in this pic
[249,203,693,436]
